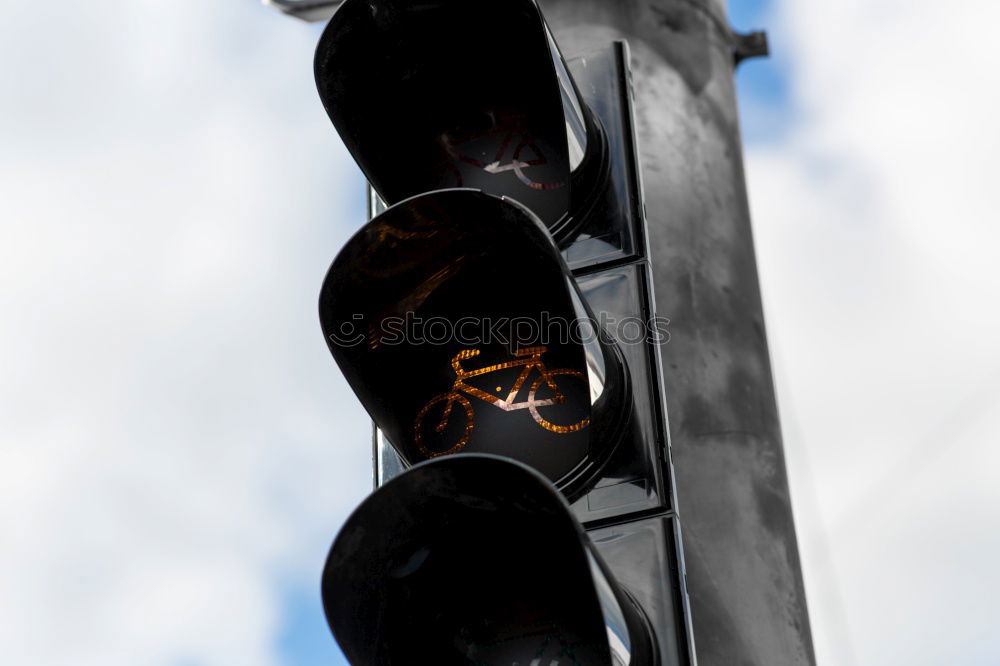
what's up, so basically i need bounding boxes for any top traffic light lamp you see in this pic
[314,0,610,246]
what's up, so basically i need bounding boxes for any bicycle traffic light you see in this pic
[323,454,656,665]
[319,189,633,501]
[299,0,696,661]
[314,0,609,245]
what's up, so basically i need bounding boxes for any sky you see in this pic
[1,1,998,666]
[734,0,1000,664]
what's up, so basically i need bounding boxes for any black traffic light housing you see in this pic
[323,454,656,665]
[310,0,695,662]
[319,189,633,501]
[315,0,609,245]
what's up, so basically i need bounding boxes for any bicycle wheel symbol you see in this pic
[414,393,475,458]
[511,137,565,191]
[529,369,591,434]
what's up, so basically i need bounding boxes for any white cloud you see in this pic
[0,3,369,665]
[747,0,1000,664]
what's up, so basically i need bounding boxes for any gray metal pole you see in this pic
[538,2,816,664]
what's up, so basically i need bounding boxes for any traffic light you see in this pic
[314,0,609,246]
[323,454,656,665]
[305,0,695,663]
[319,189,632,500]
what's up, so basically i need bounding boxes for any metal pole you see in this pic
[538,1,816,664]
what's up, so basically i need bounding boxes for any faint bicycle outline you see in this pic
[440,115,567,192]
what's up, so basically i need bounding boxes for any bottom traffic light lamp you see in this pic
[322,454,658,665]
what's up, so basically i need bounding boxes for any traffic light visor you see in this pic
[315,0,589,238]
[322,454,652,665]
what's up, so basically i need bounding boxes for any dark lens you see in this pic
[316,0,572,232]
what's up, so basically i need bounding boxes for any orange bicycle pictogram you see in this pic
[414,346,590,459]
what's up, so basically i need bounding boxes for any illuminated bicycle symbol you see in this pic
[414,346,590,459]
[441,118,567,192]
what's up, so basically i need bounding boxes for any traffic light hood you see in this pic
[319,189,632,500]
[314,0,609,245]
[322,454,656,665]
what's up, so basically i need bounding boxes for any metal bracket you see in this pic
[651,1,769,65]
[263,0,341,22]
[732,29,769,65]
